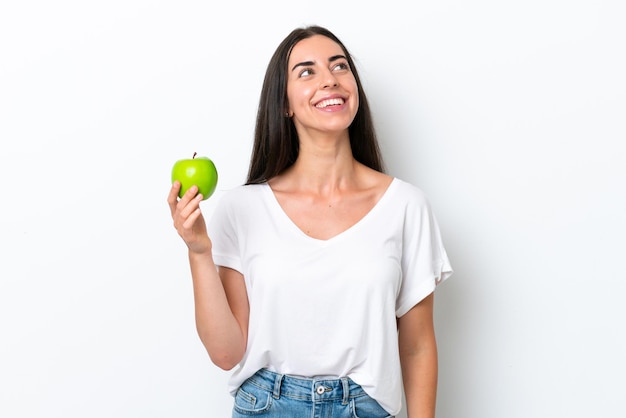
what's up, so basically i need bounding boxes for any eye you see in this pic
[332,62,350,72]
[298,67,314,77]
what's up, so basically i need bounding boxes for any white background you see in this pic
[1,1,624,417]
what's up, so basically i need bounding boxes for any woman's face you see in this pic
[286,35,359,138]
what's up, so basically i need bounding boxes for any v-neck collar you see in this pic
[262,178,399,244]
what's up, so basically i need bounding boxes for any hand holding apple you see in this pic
[171,152,218,200]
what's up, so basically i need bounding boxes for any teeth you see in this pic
[316,98,344,108]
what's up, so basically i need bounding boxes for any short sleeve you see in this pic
[207,191,243,274]
[395,189,453,317]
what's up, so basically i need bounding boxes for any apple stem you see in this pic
[193,151,197,159]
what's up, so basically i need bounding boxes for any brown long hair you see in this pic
[246,25,385,185]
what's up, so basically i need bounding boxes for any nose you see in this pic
[321,70,339,89]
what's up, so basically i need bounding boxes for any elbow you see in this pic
[197,327,247,370]
[204,341,244,370]
[209,352,242,371]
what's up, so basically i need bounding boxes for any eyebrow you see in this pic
[291,54,347,72]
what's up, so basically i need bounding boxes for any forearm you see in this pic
[401,343,438,418]
[188,250,246,369]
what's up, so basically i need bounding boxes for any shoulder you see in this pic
[216,183,267,204]
[209,184,271,233]
[210,183,269,220]
[387,178,431,208]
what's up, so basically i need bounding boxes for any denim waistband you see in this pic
[244,368,367,404]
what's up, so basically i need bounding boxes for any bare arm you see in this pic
[168,182,249,370]
[398,292,438,418]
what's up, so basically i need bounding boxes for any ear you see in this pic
[284,100,293,117]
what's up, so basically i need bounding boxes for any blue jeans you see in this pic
[232,368,393,418]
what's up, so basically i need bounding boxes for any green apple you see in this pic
[171,152,218,200]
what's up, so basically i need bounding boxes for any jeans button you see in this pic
[316,386,325,395]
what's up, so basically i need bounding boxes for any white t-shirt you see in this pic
[207,178,452,415]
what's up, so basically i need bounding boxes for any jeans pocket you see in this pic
[233,383,273,416]
[350,395,393,418]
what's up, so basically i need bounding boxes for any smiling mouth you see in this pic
[315,98,345,109]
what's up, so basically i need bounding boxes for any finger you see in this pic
[172,185,198,220]
[167,181,182,214]
[183,207,203,230]
[181,185,199,201]
[178,184,200,205]
[178,192,203,220]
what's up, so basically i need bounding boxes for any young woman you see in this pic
[168,25,452,418]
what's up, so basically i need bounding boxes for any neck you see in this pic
[282,131,358,192]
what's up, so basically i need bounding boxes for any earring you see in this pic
[285,112,290,117]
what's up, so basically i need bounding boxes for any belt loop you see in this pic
[273,373,284,399]
[341,377,349,405]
